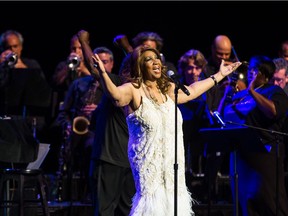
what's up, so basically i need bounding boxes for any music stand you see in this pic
[0,118,39,164]
[199,126,264,216]
[3,68,51,117]
[1,68,52,141]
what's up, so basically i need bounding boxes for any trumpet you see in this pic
[3,52,18,67]
[67,54,81,70]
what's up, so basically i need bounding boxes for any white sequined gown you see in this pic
[126,94,194,216]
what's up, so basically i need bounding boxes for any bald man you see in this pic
[212,35,233,67]
[202,35,234,112]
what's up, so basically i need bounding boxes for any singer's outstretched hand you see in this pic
[219,60,242,77]
[92,54,106,74]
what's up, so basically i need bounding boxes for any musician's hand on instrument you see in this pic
[81,104,97,116]
[0,50,13,63]
[64,123,72,138]
[247,71,259,93]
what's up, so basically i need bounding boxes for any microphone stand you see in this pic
[174,84,180,216]
[226,121,288,216]
[169,72,190,216]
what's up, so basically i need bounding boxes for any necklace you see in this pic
[143,83,164,104]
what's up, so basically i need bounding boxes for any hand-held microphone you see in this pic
[213,111,226,127]
[167,70,190,96]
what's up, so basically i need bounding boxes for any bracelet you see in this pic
[210,75,218,86]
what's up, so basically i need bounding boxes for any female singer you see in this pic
[93,45,241,215]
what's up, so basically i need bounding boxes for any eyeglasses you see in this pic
[272,77,285,84]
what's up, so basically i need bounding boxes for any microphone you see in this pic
[213,111,226,127]
[167,70,190,96]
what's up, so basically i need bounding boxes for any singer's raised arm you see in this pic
[93,53,136,108]
[168,60,241,104]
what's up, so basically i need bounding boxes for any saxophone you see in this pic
[55,123,71,202]
[56,80,99,201]
[72,81,99,135]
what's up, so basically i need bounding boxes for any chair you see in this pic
[0,119,50,216]
[0,169,50,216]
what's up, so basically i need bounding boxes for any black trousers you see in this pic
[91,160,135,216]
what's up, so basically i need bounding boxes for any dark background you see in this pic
[1,1,288,82]
[1,0,287,174]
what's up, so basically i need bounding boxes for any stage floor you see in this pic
[46,201,233,216]
[43,172,234,216]
[0,173,234,216]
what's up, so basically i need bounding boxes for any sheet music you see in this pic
[27,143,50,169]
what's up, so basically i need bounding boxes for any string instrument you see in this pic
[217,46,249,114]
[225,46,248,91]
